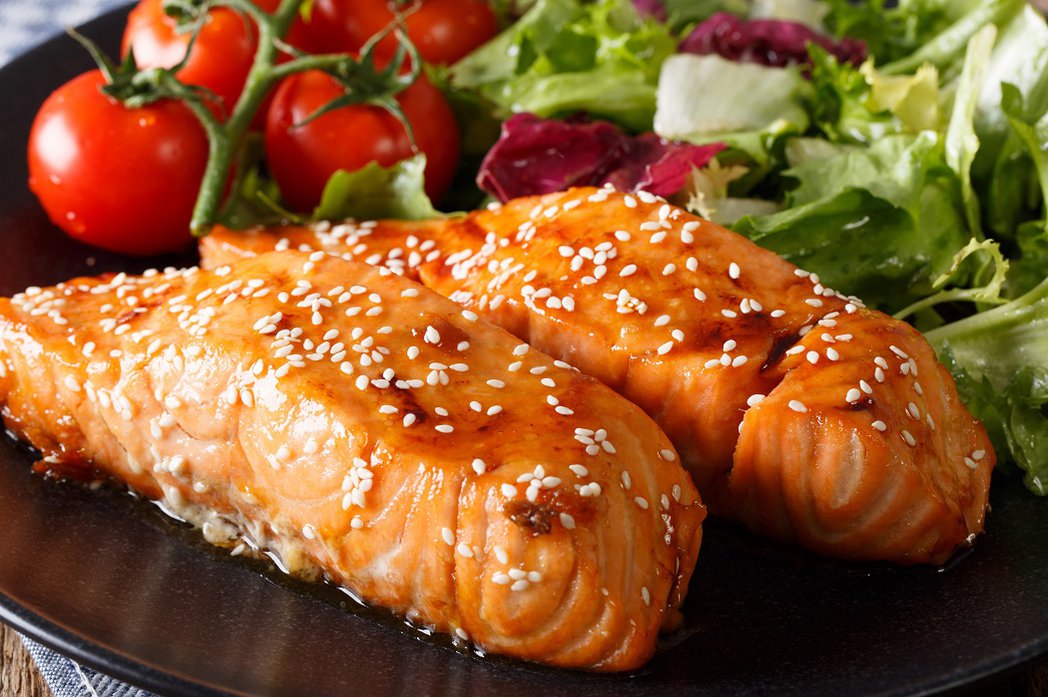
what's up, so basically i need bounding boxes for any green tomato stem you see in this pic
[182,0,420,236]
[188,0,306,237]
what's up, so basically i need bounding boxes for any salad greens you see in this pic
[927,279,1048,495]
[450,0,676,130]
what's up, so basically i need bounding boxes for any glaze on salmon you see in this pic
[200,187,994,564]
[0,251,704,671]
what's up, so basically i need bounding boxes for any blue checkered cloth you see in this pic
[20,635,155,697]
[0,0,127,65]
[2,2,160,693]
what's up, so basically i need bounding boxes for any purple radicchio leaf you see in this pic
[477,113,725,203]
[631,0,667,22]
[679,12,867,69]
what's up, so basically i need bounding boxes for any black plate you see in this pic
[2,8,1048,697]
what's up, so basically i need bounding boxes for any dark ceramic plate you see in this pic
[2,8,1048,697]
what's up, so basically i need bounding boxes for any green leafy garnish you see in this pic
[312,156,444,222]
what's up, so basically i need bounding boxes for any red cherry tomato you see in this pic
[121,0,306,118]
[28,70,210,256]
[264,70,460,211]
[303,0,499,66]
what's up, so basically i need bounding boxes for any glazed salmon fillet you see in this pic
[201,187,994,565]
[0,250,705,671]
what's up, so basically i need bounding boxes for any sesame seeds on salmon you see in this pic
[201,186,995,564]
[0,250,704,671]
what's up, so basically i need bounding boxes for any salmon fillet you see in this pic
[200,187,994,565]
[0,250,704,671]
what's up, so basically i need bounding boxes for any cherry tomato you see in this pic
[28,70,210,256]
[264,69,460,211]
[303,0,499,66]
[121,0,306,118]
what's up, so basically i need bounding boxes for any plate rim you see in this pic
[1,6,1047,697]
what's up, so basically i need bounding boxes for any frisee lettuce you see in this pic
[733,132,972,312]
[450,0,675,131]
[927,279,1048,495]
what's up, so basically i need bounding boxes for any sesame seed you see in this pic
[403,413,417,427]
[846,388,861,402]
[872,420,887,432]
[657,341,674,356]
[972,450,986,460]
[435,424,454,434]
[620,264,637,278]
[806,351,819,365]
[560,513,576,529]
[728,263,740,279]
[693,289,707,302]
[641,587,651,606]
[788,400,808,413]
[441,528,455,545]
[859,380,873,394]
[723,339,737,351]
[826,348,840,361]
[901,430,916,447]
[746,394,765,407]
[501,484,518,498]
[634,496,649,509]
[660,449,676,461]
[471,458,486,475]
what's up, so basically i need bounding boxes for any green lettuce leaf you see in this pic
[807,46,941,145]
[661,0,749,28]
[926,279,1048,495]
[1001,82,1048,229]
[972,5,1048,175]
[944,24,996,236]
[732,132,971,311]
[1008,223,1048,298]
[880,0,1024,76]
[750,0,829,29]
[450,0,675,131]
[312,156,443,222]
[654,54,811,141]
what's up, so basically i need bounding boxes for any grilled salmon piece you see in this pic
[201,187,994,565]
[0,250,704,671]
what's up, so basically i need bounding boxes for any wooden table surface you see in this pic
[2,619,1047,696]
